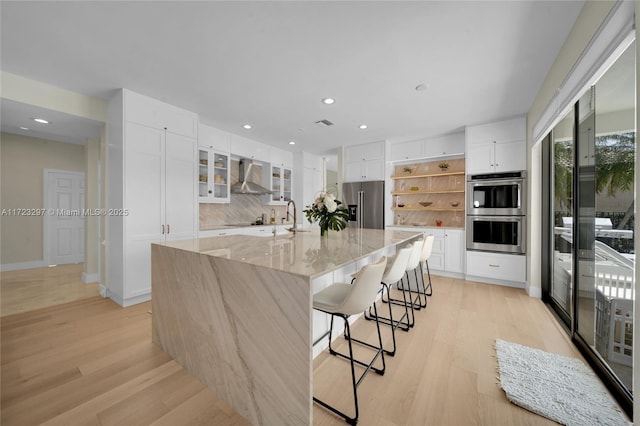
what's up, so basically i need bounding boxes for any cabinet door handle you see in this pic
[162,225,165,234]
[167,224,170,234]
[489,264,500,268]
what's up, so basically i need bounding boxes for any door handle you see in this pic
[167,224,170,234]
[162,224,165,234]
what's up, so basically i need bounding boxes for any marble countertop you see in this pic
[159,228,421,278]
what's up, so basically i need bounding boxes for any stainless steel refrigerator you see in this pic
[342,181,385,229]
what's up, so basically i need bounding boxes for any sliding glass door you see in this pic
[543,40,635,412]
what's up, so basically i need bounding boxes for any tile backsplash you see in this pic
[199,159,288,229]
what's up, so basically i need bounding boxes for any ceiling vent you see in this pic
[315,119,334,127]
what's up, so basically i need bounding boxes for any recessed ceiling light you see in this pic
[289,141,296,145]
[242,124,252,129]
[321,98,335,105]
[359,124,368,130]
[19,126,29,130]
[33,118,49,124]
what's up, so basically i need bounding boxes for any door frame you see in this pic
[43,169,86,266]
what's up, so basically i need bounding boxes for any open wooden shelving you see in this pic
[391,158,465,228]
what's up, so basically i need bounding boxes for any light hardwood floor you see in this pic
[2,274,602,425]
[1,264,100,316]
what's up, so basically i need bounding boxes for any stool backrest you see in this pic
[420,234,435,262]
[406,239,424,271]
[382,245,412,285]
[340,256,387,316]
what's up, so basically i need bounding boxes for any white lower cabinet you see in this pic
[427,228,464,274]
[387,226,464,276]
[466,250,526,284]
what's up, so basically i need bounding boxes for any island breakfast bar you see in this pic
[151,228,422,425]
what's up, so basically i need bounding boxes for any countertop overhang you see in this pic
[157,228,422,279]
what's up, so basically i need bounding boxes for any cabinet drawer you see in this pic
[466,251,526,282]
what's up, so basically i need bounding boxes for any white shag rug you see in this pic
[495,339,630,426]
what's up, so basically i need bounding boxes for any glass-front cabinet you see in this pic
[199,148,229,203]
[269,165,292,204]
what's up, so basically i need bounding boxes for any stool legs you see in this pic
[314,304,386,425]
[364,281,410,356]
[422,259,433,296]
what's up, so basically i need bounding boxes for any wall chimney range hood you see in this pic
[230,159,273,195]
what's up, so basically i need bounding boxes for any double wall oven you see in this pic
[466,171,526,254]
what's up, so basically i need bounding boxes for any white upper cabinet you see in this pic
[423,133,464,158]
[344,141,385,182]
[466,116,526,174]
[270,146,294,169]
[230,134,270,161]
[198,123,230,152]
[345,141,384,162]
[389,132,464,162]
[389,139,424,162]
[124,90,198,138]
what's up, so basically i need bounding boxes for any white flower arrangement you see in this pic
[303,192,349,234]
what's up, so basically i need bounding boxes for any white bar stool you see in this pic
[313,256,387,425]
[409,234,435,310]
[363,244,413,356]
[384,238,424,328]
[420,234,435,298]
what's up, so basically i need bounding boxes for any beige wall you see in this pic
[0,132,85,265]
[1,71,107,123]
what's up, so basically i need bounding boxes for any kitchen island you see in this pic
[151,228,421,425]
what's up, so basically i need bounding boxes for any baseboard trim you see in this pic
[526,282,542,299]
[464,274,526,290]
[0,260,47,272]
[108,292,151,307]
[82,272,99,284]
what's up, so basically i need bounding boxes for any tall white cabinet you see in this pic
[465,116,526,174]
[107,89,198,306]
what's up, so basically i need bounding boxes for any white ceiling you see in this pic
[0,1,585,155]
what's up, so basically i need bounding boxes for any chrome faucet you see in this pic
[286,199,297,233]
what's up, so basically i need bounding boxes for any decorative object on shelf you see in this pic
[403,166,414,175]
[450,201,460,207]
[410,186,419,191]
[397,202,405,208]
[419,201,433,207]
[303,192,349,236]
[435,220,443,227]
[438,161,449,171]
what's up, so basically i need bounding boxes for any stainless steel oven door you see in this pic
[466,215,526,254]
[466,178,526,216]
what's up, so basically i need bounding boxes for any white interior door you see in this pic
[45,170,85,265]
